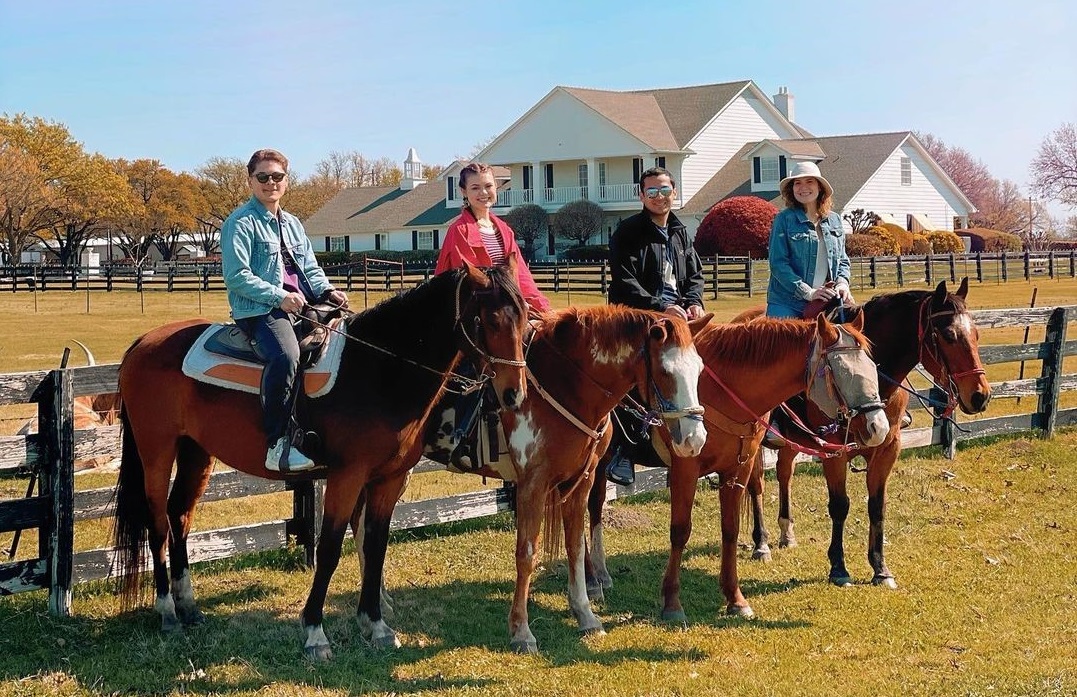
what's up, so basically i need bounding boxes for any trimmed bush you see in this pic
[846,233,894,257]
[554,199,605,247]
[927,230,965,254]
[909,234,932,255]
[877,222,914,253]
[863,226,901,255]
[694,196,778,258]
[957,227,1024,253]
[502,203,549,260]
[560,245,610,261]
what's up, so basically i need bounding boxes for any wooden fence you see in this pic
[2,251,1074,298]
[0,305,1073,616]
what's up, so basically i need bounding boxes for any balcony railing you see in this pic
[496,182,639,208]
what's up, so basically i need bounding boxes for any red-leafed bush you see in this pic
[694,196,778,258]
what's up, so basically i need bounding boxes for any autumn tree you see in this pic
[45,153,138,267]
[694,196,778,258]
[502,203,549,260]
[554,199,603,247]
[195,156,248,253]
[1030,122,1077,207]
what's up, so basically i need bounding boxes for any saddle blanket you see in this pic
[181,322,346,398]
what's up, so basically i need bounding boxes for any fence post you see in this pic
[168,267,175,292]
[202,265,210,291]
[136,267,144,292]
[69,266,77,292]
[553,263,560,293]
[286,479,323,568]
[925,255,932,286]
[1023,251,1030,281]
[710,257,718,300]
[975,253,983,283]
[869,257,877,288]
[1037,307,1068,439]
[600,260,608,295]
[1071,251,1076,278]
[1048,251,1055,279]
[746,257,754,297]
[38,369,74,616]
[896,256,904,287]
[948,253,956,282]
[1001,252,1008,282]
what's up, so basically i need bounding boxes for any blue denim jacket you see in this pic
[766,208,850,318]
[221,197,334,320]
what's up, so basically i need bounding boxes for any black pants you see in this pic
[237,309,301,447]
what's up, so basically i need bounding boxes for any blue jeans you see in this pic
[237,308,302,446]
[766,302,802,319]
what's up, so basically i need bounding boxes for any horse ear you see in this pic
[687,313,713,337]
[933,279,948,306]
[816,313,838,343]
[462,259,488,287]
[850,311,865,332]
[649,319,671,343]
[957,276,969,299]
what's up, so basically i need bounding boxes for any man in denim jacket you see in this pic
[221,149,348,472]
[766,161,852,318]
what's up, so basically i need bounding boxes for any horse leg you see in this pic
[350,489,395,621]
[747,453,771,562]
[165,438,212,626]
[660,462,696,624]
[509,477,545,653]
[301,472,366,662]
[776,446,798,548]
[584,470,611,601]
[139,445,182,633]
[719,477,754,617]
[865,445,899,589]
[823,457,854,586]
[561,475,605,636]
[356,473,409,649]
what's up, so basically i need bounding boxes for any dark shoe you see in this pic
[901,410,913,428]
[761,420,786,449]
[605,447,636,486]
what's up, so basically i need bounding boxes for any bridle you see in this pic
[453,269,528,375]
[914,296,986,417]
[805,323,886,432]
[640,337,706,423]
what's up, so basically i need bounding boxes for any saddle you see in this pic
[424,385,517,481]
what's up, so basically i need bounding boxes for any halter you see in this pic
[805,324,887,431]
[641,339,706,423]
[914,296,986,418]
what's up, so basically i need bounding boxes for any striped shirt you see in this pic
[478,218,506,265]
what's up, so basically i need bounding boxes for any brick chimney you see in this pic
[773,86,795,123]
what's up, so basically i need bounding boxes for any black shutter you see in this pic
[753,157,761,184]
[447,177,455,201]
[523,166,531,191]
[633,158,641,184]
[324,236,330,252]
[434,230,440,250]
[344,235,350,252]
[779,156,787,180]
[545,164,554,189]
[412,230,418,250]
[375,235,381,251]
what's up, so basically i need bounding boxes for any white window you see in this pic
[416,230,434,250]
[374,233,388,250]
[329,236,347,252]
[598,162,607,198]
[901,157,912,186]
[578,163,587,188]
[759,157,780,183]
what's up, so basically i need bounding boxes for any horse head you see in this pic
[912,278,992,414]
[638,312,711,457]
[456,258,529,410]
[807,313,890,448]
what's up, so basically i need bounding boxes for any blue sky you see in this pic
[2,0,1074,209]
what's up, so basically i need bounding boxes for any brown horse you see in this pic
[745,278,992,588]
[357,306,711,653]
[586,313,890,620]
[111,262,530,660]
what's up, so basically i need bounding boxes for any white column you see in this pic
[531,161,541,204]
[586,158,596,201]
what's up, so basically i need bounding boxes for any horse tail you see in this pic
[542,490,564,564]
[112,403,149,610]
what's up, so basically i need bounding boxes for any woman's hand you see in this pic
[280,291,307,314]
[835,282,854,304]
[808,285,838,303]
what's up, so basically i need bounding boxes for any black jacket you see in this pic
[608,210,705,311]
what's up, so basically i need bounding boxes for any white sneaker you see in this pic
[265,437,315,472]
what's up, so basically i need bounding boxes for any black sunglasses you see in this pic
[253,172,287,184]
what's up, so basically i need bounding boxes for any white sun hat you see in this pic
[779,161,833,198]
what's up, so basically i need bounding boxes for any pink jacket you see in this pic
[435,208,551,312]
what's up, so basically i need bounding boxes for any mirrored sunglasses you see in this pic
[644,185,674,199]
[253,172,287,184]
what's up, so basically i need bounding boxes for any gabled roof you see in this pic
[302,183,456,236]
[742,139,826,160]
[682,131,940,216]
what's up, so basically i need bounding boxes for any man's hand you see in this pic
[280,291,306,314]
[326,289,349,308]
[663,304,689,320]
[808,285,838,303]
[686,304,705,320]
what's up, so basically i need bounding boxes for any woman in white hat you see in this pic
[765,161,853,318]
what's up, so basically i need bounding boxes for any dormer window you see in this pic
[758,157,779,184]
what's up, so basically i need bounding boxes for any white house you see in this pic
[303,80,976,256]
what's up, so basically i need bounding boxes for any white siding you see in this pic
[484,90,650,164]
[680,95,791,203]
[845,145,967,232]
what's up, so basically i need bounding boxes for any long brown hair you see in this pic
[781,178,832,218]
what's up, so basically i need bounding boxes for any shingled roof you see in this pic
[681,131,913,216]
[302,182,457,236]
[562,80,755,150]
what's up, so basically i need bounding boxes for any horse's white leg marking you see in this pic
[358,612,401,649]
[590,524,612,588]
[567,531,604,634]
[155,592,180,631]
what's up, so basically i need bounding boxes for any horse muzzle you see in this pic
[669,416,707,457]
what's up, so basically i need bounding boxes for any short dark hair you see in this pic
[639,166,675,190]
[247,149,289,175]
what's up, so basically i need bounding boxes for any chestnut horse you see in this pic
[586,313,891,620]
[357,306,710,654]
[745,278,992,588]
[112,263,530,660]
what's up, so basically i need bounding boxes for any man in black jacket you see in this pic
[605,167,706,485]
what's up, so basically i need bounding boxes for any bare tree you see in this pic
[1031,123,1077,207]
[554,200,604,247]
[842,208,880,234]
[502,203,549,260]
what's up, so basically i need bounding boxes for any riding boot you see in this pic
[604,445,636,486]
[762,411,787,449]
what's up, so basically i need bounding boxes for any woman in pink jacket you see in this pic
[435,162,551,314]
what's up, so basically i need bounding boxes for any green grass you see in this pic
[0,430,1074,696]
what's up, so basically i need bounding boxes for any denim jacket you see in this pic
[221,197,334,320]
[766,207,850,317]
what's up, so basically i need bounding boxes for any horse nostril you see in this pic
[972,392,990,412]
[503,388,519,407]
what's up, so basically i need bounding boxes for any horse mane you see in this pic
[863,286,968,324]
[695,316,872,364]
[541,305,695,352]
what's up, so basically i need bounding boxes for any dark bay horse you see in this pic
[745,278,992,588]
[357,306,710,654]
[586,313,890,620]
[112,262,530,660]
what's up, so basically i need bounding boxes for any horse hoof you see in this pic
[873,576,898,590]
[660,609,688,626]
[305,644,333,662]
[586,585,605,602]
[726,605,755,618]
[180,609,206,626]
[751,547,772,562]
[778,539,797,549]
[160,617,183,634]
[510,639,539,654]
[581,625,606,638]
[371,632,402,649]
[830,575,854,588]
